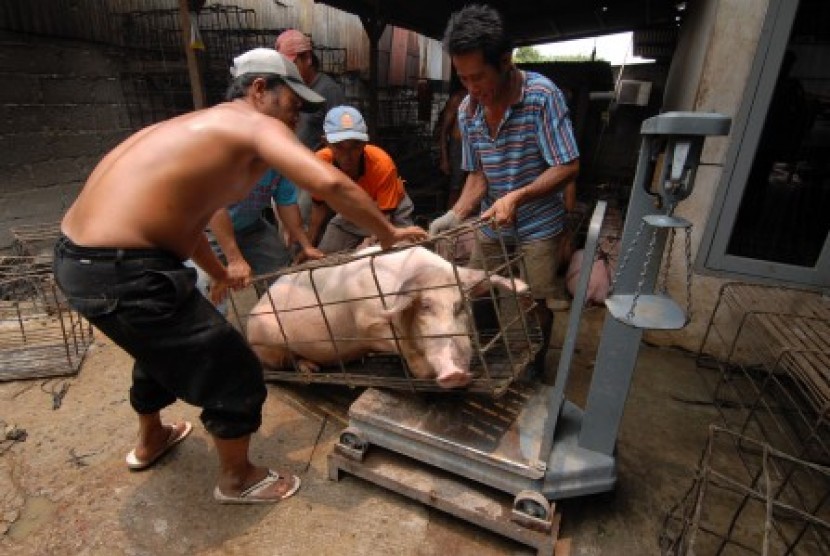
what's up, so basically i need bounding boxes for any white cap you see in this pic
[230,48,324,109]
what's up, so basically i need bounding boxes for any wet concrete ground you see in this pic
[1,307,719,555]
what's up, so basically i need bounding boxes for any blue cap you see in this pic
[323,106,369,143]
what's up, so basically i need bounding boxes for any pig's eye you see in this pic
[420,298,434,313]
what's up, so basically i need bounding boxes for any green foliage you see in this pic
[514,46,605,64]
[513,46,553,63]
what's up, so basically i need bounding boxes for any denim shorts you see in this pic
[53,235,266,439]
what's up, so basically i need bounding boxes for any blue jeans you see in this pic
[190,218,291,310]
[231,218,291,276]
[53,235,267,439]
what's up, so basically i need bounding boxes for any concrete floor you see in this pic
[0,306,719,555]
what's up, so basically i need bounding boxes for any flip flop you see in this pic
[213,469,301,505]
[125,421,193,471]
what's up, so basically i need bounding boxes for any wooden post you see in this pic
[178,0,206,110]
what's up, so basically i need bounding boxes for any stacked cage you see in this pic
[10,221,62,260]
[696,283,829,464]
[0,256,93,382]
[662,283,830,554]
[661,426,829,555]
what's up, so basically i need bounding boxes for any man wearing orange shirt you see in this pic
[308,106,415,252]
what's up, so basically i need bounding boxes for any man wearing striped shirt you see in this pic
[429,4,580,376]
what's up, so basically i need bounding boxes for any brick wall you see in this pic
[0,31,134,250]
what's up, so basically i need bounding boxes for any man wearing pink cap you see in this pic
[276,29,346,222]
[276,29,346,152]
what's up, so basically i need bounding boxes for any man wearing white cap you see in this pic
[308,106,415,253]
[201,49,327,297]
[53,48,426,505]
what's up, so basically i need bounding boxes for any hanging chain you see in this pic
[683,225,693,325]
[627,226,658,321]
[659,228,675,295]
[609,218,646,295]
[657,202,678,295]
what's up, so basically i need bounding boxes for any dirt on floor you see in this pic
[0,308,720,555]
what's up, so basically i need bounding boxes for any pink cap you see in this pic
[275,29,312,61]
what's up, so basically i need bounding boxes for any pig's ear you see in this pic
[379,275,422,320]
[456,267,529,297]
[380,291,417,320]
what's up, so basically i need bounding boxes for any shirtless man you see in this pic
[53,48,426,504]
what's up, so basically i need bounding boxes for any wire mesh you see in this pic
[660,425,830,555]
[226,221,542,397]
[0,257,93,382]
[696,283,830,466]
[9,221,62,260]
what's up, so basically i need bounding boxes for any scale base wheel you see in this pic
[511,489,553,533]
[335,426,368,461]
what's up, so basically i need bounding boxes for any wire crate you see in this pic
[0,257,93,381]
[661,426,830,555]
[10,221,62,260]
[228,220,542,397]
[696,283,830,465]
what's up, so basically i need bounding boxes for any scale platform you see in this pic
[328,383,615,553]
[328,445,567,556]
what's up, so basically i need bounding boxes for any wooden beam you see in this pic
[178,0,206,110]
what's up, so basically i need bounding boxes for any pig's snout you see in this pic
[429,340,473,389]
[436,367,472,388]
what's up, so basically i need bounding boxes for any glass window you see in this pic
[699,0,829,288]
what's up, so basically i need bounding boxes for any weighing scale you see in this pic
[328,112,731,554]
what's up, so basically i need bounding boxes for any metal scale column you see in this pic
[580,112,731,456]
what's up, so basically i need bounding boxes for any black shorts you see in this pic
[53,235,266,439]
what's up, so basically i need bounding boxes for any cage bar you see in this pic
[0,257,93,381]
[227,221,542,397]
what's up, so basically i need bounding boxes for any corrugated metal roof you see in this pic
[316,0,688,46]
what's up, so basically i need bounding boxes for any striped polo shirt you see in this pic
[458,70,579,242]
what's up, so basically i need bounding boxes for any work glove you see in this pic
[428,210,461,236]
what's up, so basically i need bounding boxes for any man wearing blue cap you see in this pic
[308,105,415,253]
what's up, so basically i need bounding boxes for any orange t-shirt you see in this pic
[314,144,405,211]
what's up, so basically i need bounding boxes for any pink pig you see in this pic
[246,246,528,388]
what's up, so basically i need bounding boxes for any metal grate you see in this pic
[0,257,93,382]
[10,221,62,260]
[661,426,830,555]
[696,282,830,465]
[226,220,542,397]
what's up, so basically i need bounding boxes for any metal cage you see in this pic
[227,220,543,397]
[661,426,830,555]
[10,221,62,260]
[696,283,830,465]
[0,256,93,381]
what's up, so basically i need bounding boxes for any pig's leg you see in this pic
[296,359,320,374]
[250,344,292,370]
[250,344,320,375]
